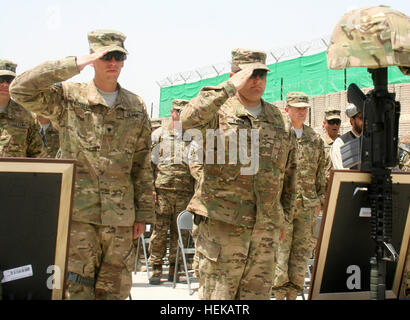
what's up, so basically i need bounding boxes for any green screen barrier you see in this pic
[159,51,409,117]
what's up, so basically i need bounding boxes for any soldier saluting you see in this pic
[10,29,155,300]
[180,48,298,300]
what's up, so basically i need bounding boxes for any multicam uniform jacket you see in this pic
[297,125,327,209]
[10,56,154,227]
[0,99,45,157]
[320,131,337,185]
[180,80,298,229]
[151,125,195,193]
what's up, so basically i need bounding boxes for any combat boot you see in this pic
[149,264,162,285]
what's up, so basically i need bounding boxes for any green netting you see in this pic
[159,73,229,117]
[159,51,410,117]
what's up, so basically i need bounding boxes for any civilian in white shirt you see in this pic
[330,104,363,169]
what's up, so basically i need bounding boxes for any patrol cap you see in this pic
[0,59,17,77]
[151,119,162,129]
[345,103,360,117]
[171,99,189,111]
[231,48,270,72]
[286,91,311,108]
[88,29,128,54]
[325,106,341,120]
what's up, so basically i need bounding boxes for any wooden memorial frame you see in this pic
[0,158,76,300]
[309,170,410,300]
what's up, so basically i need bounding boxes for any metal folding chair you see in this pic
[173,210,196,295]
[134,231,151,280]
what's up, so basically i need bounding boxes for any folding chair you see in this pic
[134,226,151,280]
[173,210,196,295]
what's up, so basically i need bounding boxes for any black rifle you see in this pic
[347,68,400,300]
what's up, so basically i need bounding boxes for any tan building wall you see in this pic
[291,82,409,139]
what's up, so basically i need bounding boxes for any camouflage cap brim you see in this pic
[171,99,189,111]
[0,70,16,77]
[238,62,270,72]
[96,44,128,55]
[288,101,311,108]
[326,114,341,120]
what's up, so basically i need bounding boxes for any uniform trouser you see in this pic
[148,191,191,266]
[273,206,318,293]
[65,221,135,300]
[196,217,280,300]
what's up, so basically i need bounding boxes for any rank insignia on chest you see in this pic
[227,118,246,125]
[126,112,141,118]
[10,121,29,129]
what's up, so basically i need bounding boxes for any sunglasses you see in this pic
[250,69,268,80]
[0,76,15,84]
[100,51,127,62]
[327,119,341,125]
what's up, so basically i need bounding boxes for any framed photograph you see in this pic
[0,158,76,300]
[309,170,410,300]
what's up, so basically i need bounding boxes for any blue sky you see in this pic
[1,0,409,117]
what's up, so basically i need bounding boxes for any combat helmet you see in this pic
[327,5,410,75]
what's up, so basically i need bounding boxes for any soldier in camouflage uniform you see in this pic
[321,107,341,184]
[330,104,362,169]
[36,115,60,158]
[10,29,155,300]
[0,59,45,158]
[180,48,298,300]
[272,92,327,300]
[148,99,195,284]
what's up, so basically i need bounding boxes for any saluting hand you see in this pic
[229,67,254,91]
[76,48,109,72]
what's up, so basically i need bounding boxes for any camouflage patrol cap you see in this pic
[327,5,410,75]
[171,99,189,111]
[325,106,341,120]
[286,91,310,108]
[231,48,270,72]
[0,59,17,77]
[88,29,128,54]
[151,119,162,129]
[345,103,359,118]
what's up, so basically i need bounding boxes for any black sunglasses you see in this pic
[0,76,15,84]
[100,51,127,62]
[250,69,268,80]
[327,119,341,125]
